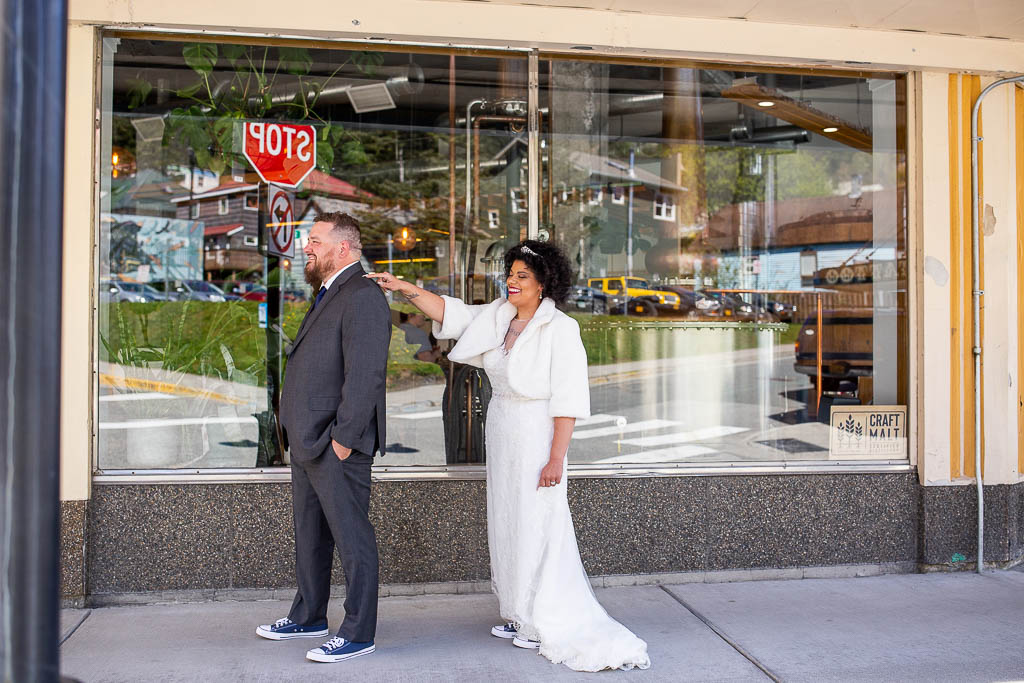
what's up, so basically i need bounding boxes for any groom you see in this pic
[256,212,391,664]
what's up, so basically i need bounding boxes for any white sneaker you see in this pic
[491,622,517,639]
[512,635,540,649]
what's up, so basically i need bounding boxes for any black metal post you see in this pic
[258,183,283,465]
[0,0,69,681]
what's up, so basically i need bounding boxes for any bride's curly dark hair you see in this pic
[503,239,573,305]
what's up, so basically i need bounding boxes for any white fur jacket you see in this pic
[432,296,591,420]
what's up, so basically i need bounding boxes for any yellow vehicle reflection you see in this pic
[587,276,680,316]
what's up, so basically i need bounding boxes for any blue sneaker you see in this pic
[256,617,329,640]
[306,636,376,663]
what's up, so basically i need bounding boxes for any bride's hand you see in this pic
[365,271,406,292]
[537,458,563,489]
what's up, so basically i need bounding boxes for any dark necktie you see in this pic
[313,286,326,309]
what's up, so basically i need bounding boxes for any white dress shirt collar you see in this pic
[321,260,360,293]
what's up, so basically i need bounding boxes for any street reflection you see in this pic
[96,38,906,470]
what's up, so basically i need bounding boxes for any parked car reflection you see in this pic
[241,285,268,302]
[101,279,166,303]
[650,285,724,319]
[565,284,610,315]
[232,284,307,302]
[704,291,777,322]
[764,298,798,322]
[153,279,229,302]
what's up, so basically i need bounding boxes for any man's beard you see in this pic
[303,257,335,288]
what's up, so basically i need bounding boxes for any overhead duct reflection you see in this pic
[259,59,425,110]
[386,60,425,96]
[704,123,811,146]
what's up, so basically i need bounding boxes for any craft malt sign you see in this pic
[829,405,907,459]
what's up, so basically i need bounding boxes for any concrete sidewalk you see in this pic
[60,570,1024,682]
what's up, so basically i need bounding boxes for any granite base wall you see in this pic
[64,474,1024,601]
[919,481,1024,566]
[60,499,88,604]
[69,473,925,600]
[82,481,490,595]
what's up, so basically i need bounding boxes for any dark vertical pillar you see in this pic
[259,183,284,466]
[0,1,69,681]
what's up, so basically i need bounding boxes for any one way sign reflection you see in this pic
[267,184,295,258]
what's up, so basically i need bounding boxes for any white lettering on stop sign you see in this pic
[249,123,265,152]
[268,125,281,155]
[243,122,317,188]
[295,129,311,162]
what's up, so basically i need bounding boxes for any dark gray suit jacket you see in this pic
[280,263,391,461]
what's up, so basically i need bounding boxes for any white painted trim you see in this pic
[92,461,915,484]
[68,0,1024,73]
[919,71,954,486]
[61,24,99,502]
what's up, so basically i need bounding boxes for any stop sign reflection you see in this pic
[243,122,316,188]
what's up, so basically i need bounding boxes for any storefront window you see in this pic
[96,36,906,472]
[541,60,907,465]
[97,36,527,470]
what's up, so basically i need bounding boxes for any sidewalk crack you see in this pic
[659,585,782,682]
[59,610,92,647]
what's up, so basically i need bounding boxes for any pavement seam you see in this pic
[59,610,91,647]
[659,585,782,683]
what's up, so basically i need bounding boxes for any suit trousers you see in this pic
[288,449,378,642]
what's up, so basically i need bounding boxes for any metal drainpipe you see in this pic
[969,74,1024,573]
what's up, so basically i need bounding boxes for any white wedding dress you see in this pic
[483,347,651,672]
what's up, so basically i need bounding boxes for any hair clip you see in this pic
[520,245,540,257]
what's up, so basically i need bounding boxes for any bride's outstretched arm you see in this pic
[537,417,575,489]
[365,272,445,322]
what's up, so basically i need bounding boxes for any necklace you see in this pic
[503,319,527,355]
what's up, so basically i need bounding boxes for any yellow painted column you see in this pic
[945,74,987,482]
[923,73,1022,487]
[934,74,1022,486]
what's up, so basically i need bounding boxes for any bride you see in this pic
[367,240,650,672]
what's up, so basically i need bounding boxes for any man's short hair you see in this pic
[314,212,362,251]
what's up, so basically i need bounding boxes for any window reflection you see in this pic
[98,38,528,469]
[95,37,906,471]
[541,61,906,464]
